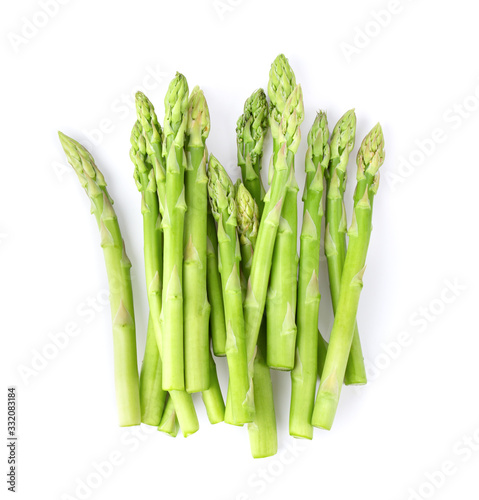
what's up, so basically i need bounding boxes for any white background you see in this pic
[2,1,479,499]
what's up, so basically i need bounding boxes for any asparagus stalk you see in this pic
[184,86,211,393]
[139,316,166,425]
[208,155,253,425]
[236,89,269,216]
[58,133,140,426]
[133,93,165,339]
[290,112,330,439]
[312,123,385,430]
[244,56,304,370]
[158,396,180,437]
[201,353,226,424]
[207,213,227,356]
[130,115,166,425]
[161,73,189,391]
[325,110,367,385]
[236,182,277,458]
[266,54,302,370]
[135,91,199,437]
[317,330,329,377]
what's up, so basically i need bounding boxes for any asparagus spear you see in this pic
[208,155,253,425]
[290,111,330,439]
[58,133,140,426]
[236,89,269,216]
[266,54,301,370]
[130,116,166,425]
[201,354,226,424]
[325,110,367,385]
[312,123,385,430]
[244,57,304,371]
[139,316,166,425]
[207,213,227,356]
[236,183,277,458]
[158,396,180,437]
[161,73,189,391]
[317,330,329,377]
[134,91,199,437]
[184,86,211,393]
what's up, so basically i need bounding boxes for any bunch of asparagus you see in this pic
[59,54,385,457]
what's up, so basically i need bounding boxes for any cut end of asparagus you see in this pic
[311,392,338,431]
[289,425,313,441]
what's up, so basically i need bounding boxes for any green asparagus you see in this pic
[208,155,253,425]
[59,132,140,426]
[290,111,330,439]
[325,110,367,385]
[312,123,385,430]
[134,91,199,437]
[161,73,189,391]
[266,54,301,370]
[184,86,211,393]
[244,57,304,371]
[130,115,166,425]
[201,353,226,424]
[139,316,166,425]
[158,396,180,437]
[236,89,269,216]
[207,212,227,356]
[236,182,277,458]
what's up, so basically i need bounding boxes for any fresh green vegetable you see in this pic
[317,330,329,377]
[312,123,385,430]
[236,182,277,458]
[266,54,302,370]
[134,91,199,437]
[236,89,269,216]
[244,57,304,372]
[59,132,141,427]
[139,316,166,426]
[184,86,211,393]
[208,155,253,426]
[59,55,386,456]
[290,111,330,439]
[207,212,227,356]
[130,114,166,426]
[158,396,179,437]
[201,353,226,424]
[132,93,164,344]
[325,110,367,385]
[161,73,189,392]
